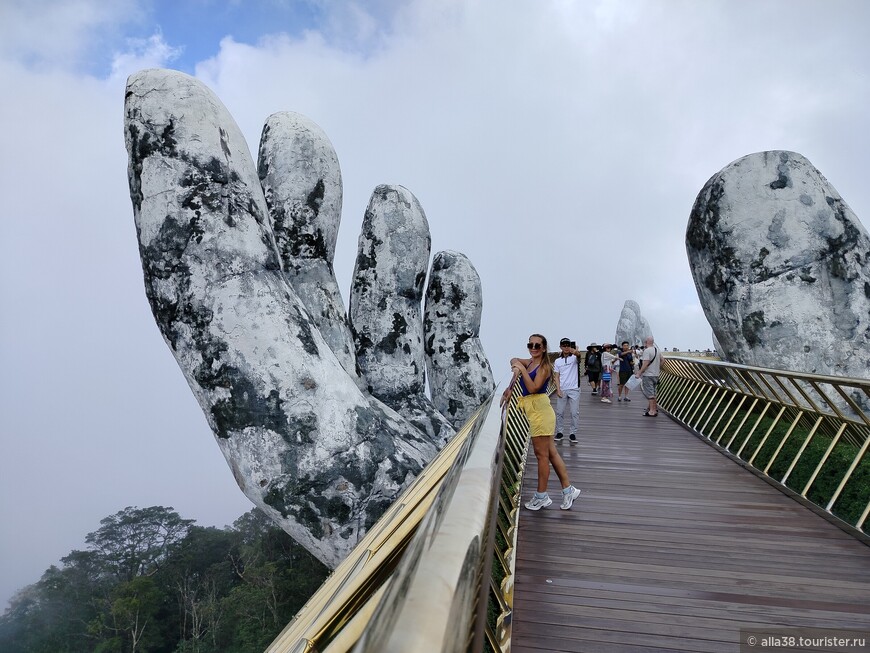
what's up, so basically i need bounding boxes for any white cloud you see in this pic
[0,0,142,72]
[190,0,870,361]
[109,32,183,83]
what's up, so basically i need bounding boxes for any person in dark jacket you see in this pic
[585,343,602,395]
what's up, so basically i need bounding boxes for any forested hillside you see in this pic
[0,506,328,652]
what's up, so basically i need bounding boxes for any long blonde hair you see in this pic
[529,333,553,382]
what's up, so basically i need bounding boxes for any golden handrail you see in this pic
[265,374,527,653]
[658,356,870,534]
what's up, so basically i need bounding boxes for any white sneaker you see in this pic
[560,486,582,510]
[601,398,612,403]
[525,494,552,511]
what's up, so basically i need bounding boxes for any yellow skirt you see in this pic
[518,393,556,437]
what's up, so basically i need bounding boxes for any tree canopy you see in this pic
[0,506,328,653]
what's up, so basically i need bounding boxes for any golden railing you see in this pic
[265,375,530,653]
[658,356,870,534]
[266,357,870,652]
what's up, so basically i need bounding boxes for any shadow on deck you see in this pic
[511,391,870,652]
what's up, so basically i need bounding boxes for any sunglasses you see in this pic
[527,342,543,350]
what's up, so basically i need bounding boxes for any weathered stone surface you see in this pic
[349,185,455,447]
[687,150,870,380]
[614,300,652,346]
[257,112,360,385]
[124,69,486,568]
[424,251,495,427]
[712,331,723,357]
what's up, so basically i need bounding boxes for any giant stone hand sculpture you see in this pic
[124,69,494,567]
[614,300,653,347]
[686,150,870,380]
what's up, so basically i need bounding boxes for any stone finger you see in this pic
[687,150,870,381]
[257,112,361,385]
[424,250,495,427]
[349,185,455,446]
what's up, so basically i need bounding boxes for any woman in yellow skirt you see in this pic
[504,333,582,511]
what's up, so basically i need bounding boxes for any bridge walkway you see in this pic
[510,391,870,652]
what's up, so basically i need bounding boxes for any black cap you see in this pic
[560,338,571,345]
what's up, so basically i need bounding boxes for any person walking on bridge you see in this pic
[616,341,634,402]
[635,336,661,416]
[599,344,618,403]
[501,334,582,511]
[585,343,602,395]
[554,337,582,444]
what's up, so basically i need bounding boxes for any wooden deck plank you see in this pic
[510,393,870,652]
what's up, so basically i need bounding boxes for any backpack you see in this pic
[586,352,601,372]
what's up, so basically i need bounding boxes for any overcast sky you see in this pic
[1,0,868,609]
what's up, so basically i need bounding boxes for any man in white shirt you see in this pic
[554,338,582,444]
[635,336,662,417]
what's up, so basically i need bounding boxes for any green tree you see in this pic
[162,526,237,653]
[86,506,194,582]
[0,584,45,653]
[0,552,107,653]
[219,510,328,651]
[0,506,329,653]
[90,577,162,653]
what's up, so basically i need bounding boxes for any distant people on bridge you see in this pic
[616,341,634,402]
[584,343,602,395]
[554,338,582,444]
[599,344,618,403]
[636,336,662,416]
[501,334,582,511]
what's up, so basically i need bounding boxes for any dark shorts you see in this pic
[619,370,632,386]
[587,371,600,383]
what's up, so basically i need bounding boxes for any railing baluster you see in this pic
[825,434,870,512]
[801,423,848,498]
[748,405,787,466]
[674,376,701,419]
[691,386,721,432]
[726,398,759,450]
[764,410,804,476]
[736,403,772,457]
[661,356,869,537]
[710,393,741,444]
[700,389,729,437]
